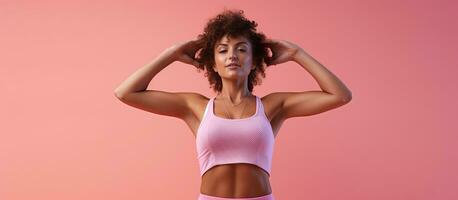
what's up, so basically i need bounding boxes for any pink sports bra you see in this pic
[196,95,275,177]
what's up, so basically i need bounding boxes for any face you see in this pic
[213,34,255,80]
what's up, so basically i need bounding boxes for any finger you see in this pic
[266,38,279,45]
[265,38,274,43]
[264,56,274,66]
[182,55,193,65]
[193,60,200,68]
[263,38,274,46]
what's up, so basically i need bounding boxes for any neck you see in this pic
[218,78,253,103]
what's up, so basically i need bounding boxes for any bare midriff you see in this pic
[200,163,272,198]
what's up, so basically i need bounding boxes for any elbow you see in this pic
[333,91,352,104]
[114,91,124,100]
[114,88,126,100]
[341,92,352,103]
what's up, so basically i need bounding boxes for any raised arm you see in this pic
[114,39,204,119]
[263,39,352,120]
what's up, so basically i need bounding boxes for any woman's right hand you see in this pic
[169,38,203,68]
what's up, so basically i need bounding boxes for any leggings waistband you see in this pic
[198,193,275,200]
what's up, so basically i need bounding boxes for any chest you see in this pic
[185,98,284,139]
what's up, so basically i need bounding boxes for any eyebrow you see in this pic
[216,41,249,47]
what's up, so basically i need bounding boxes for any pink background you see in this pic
[1,0,457,200]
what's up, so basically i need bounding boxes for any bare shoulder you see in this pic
[182,92,210,119]
[183,92,209,103]
[259,92,286,122]
[260,92,285,104]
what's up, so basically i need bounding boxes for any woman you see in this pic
[114,9,351,200]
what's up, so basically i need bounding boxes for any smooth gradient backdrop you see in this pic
[1,0,456,200]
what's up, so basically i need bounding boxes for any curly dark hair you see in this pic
[195,9,270,94]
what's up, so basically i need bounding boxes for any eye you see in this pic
[218,48,246,53]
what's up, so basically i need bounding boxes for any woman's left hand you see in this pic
[263,38,303,67]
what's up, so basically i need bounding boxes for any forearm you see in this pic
[293,50,352,99]
[114,47,176,97]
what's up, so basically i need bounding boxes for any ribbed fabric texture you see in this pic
[196,96,274,177]
[198,192,275,200]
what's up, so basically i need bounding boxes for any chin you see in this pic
[223,74,247,80]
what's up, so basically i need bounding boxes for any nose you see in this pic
[228,50,238,61]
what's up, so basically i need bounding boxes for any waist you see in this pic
[198,192,274,200]
[200,164,272,198]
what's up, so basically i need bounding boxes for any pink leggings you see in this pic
[198,193,275,200]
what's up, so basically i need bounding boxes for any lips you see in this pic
[226,63,240,67]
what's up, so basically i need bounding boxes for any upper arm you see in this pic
[272,90,351,120]
[114,90,204,119]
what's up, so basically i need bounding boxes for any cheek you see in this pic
[243,56,253,65]
[214,54,224,65]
